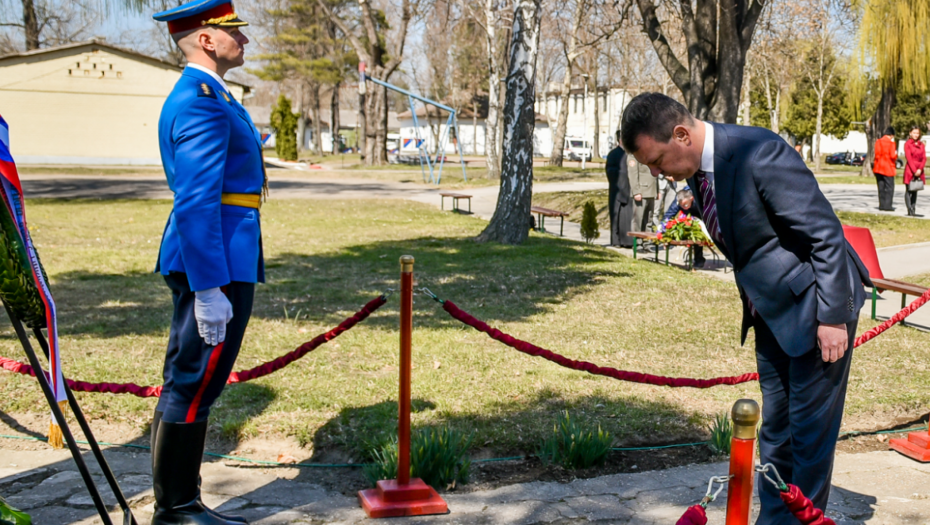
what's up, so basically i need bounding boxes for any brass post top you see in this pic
[731,399,760,440]
[400,255,415,272]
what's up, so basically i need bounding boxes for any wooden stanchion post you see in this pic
[358,256,448,518]
[725,399,760,525]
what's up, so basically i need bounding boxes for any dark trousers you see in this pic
[156,273,255,423]
[754,317,855,525]
[904,185,918,215]
[875,174,895,210]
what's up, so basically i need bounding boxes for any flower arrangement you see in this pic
[656,212,713,246]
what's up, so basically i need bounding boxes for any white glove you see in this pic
[194,287,233,346]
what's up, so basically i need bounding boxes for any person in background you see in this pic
[653,175,677,228]
[903,126,926,216]
[605,130,634,247]
[873,126,898,211]
[662,187,705,268]
[628,154,658,233]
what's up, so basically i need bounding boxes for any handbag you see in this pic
[909,178,924,191]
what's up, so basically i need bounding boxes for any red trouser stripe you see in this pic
[185,342,225,423]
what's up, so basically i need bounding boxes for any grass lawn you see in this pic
[1,199,927,462]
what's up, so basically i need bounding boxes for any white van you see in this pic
[563,137,592,161]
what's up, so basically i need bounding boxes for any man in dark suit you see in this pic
[620,93,870,524]
[605,130,634,247]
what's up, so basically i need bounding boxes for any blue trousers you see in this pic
[156,273,254,423]
[754,317,855,525]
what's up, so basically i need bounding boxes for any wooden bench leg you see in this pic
[560,217,564,237]
[901,293,908,326]
[871,287,877,320]
[468,199,471,213]
[655,241,660,263]
[633,238,638,259]
[539,214,546,233]
[687,245,693,271]
[665,245,670,266]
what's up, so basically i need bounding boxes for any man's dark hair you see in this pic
[620,93,694,153]
[615,129,621,142]
[884,126,896,137]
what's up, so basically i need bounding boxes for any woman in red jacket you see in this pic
[873,126,898,211]
[904,126,926,216]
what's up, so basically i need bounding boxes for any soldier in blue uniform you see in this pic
[151,1,265,523]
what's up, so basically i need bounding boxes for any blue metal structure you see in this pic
[366,76,467,184]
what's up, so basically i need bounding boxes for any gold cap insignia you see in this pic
[221,91,231,102]
[201,83,211,95]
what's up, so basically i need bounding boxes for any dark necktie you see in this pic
[695,170,724,249]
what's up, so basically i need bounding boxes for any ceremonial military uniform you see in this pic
[151,2,262,523]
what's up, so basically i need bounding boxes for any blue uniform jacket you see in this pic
[156,66,265,291]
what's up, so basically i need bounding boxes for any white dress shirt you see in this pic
[187,63,230,94]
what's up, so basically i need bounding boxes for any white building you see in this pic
[396,106,485,155]
[534,86,633,157]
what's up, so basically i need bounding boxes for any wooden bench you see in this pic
[531,206,570,236]
[627,232,717,270]
[870,278,929,326]
[439,192,472,213]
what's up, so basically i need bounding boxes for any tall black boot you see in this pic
[151,412,247,524]
[152,421,245,525]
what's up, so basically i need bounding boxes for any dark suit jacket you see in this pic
[689,123,872,356]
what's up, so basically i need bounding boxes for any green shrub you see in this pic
[537,411,612,469]
[364,427,473,491]
[270,94,299,161]
[708,412,732,455]
[580,201,600,243]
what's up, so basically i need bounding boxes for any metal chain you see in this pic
[756,463,788,492]
[701,475,733,508]
[418,287,444,304]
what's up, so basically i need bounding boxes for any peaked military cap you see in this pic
[153,0,248,35]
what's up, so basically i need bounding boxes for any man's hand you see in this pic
[633,194,643,202]
[817,323,848,363]
[194,287,234,346]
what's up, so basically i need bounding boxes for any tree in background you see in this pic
[477,0,541,244]
[253,0,349,155]
[317,0,418,165]
[783,55,852,160]
[0,0,99,52]
[891,93,930,136]
[854,0,930,175]
[580,201,599,243]
[635,0,766,122]
[271,94,300,161]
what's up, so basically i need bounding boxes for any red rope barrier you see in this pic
[442,300,760,388]
[440,286,930,388]
[780,484,835,525]
[0,295,387,398]
[854,287,930,347]
[676,505,708,525]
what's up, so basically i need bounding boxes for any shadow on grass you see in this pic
[9,234,628,338]
[305,388,706,462]
[255,234,630,330]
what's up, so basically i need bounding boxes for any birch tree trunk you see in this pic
[591,76,600,160]
[477,0,542,244]
[296,86,307,153]
[485,0,502,178]
[548,0,586,166]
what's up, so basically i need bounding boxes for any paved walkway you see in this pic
[3,442,930,524]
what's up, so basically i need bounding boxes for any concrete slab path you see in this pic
[3,442,930,524]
